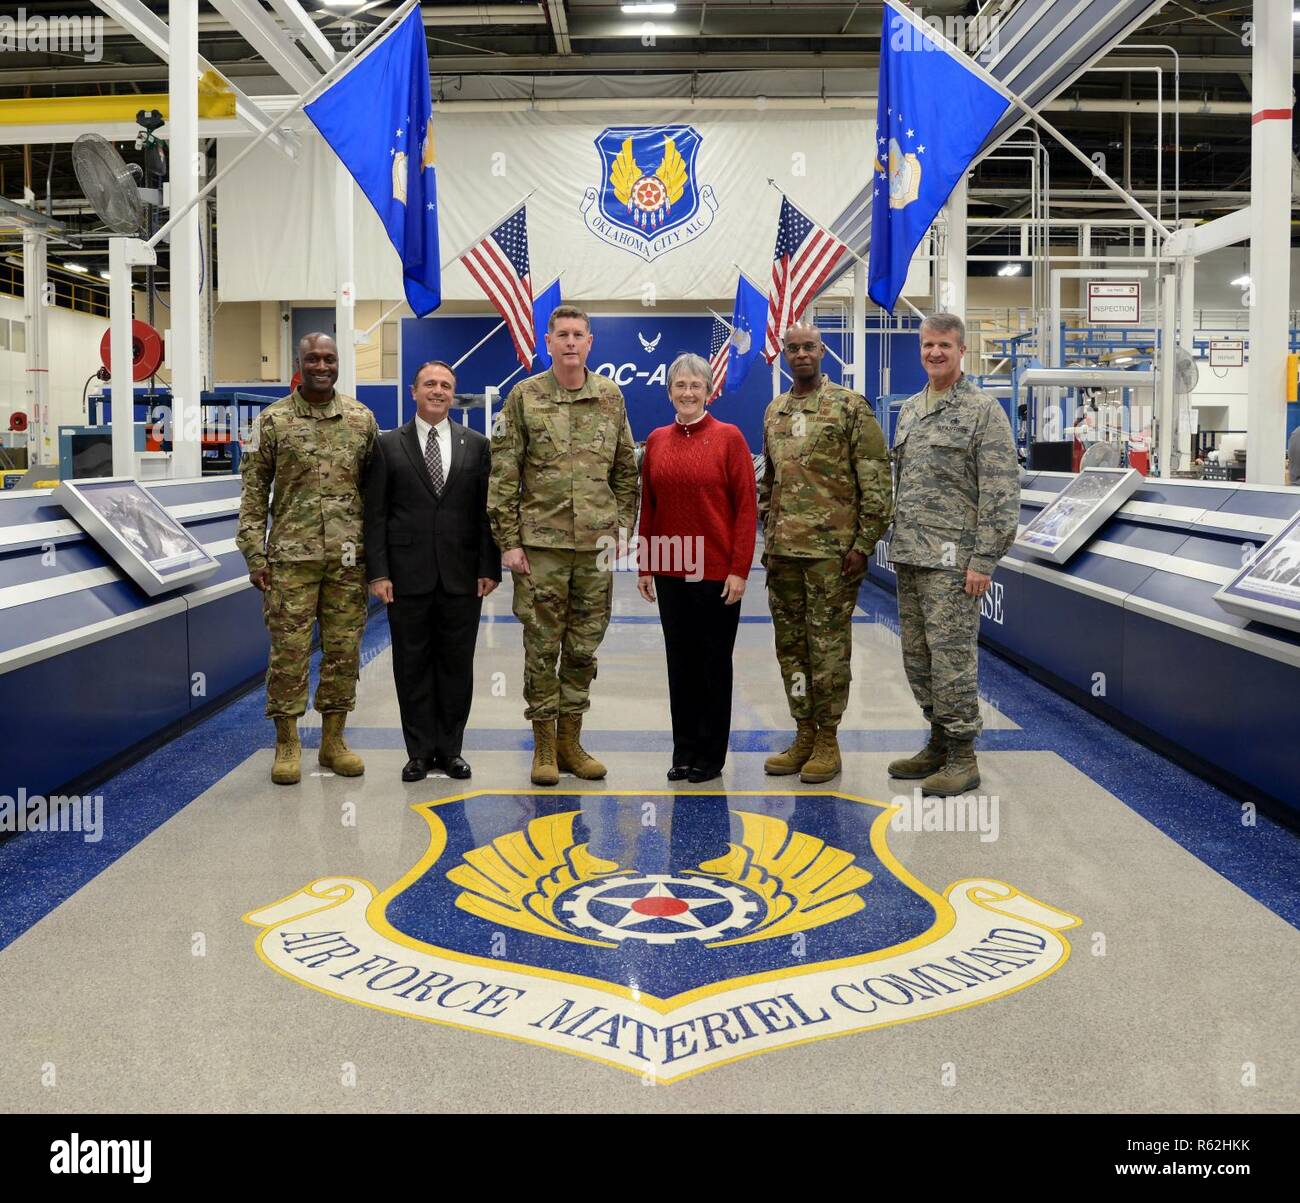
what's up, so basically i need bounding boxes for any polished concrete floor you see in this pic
[1,566,1297,1111]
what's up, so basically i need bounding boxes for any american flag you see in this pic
[460,204,535,369]
[707,314,730,404]
[764,196,847,362]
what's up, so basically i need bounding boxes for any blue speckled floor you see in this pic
[0,568,1297,1109]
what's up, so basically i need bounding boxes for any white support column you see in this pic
[21,228,51,466]
[1246,0,1293,484]
[110,239,136,477]
[943,176,968,323]
[335,163,357,397]
[1157,272,1177,478]
[852,259,867,396]
[168,0,202,479]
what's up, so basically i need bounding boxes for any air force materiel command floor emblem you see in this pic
[245,791,1080,1083]
[580,125,719,262]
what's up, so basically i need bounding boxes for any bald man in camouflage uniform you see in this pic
[887,313,1019,796]
[488,305,639,786]
[237,333,379,786]
[760,322,893,783]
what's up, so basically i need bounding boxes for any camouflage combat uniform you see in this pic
[487,368,639,720]
[891,375,1019,740]
[236,388,379,719]
[759,375,892,725]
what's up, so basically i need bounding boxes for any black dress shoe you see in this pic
[441,755,472,780]
[401,758,430,782]
[666,765,691,781]
[687,765,722,783]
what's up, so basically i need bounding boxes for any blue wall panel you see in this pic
[1,613,191,797]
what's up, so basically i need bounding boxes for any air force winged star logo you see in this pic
[580,124,720,262]
[244,791,1081,1084]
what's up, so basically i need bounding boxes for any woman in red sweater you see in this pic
[636,352,758,783]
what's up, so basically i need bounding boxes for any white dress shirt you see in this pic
[414,412,453,486]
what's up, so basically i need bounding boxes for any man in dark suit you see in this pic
[364,360,500,782]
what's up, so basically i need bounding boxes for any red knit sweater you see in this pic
[637,414,758,580]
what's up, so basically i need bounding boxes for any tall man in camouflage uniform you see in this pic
[237,332,379,785]
[887,313,1019,796]
[760,322,892,783]
[487,305,639,786]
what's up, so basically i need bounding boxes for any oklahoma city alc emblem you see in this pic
[245,791,1080,1083]
[580,124,719,262]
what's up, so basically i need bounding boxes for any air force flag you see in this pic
[726,273,768,395]
[305,4,441,316]
[868,2,1009,314]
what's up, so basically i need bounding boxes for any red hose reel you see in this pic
[99,320,164,381]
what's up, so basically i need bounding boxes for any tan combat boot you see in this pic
[556,714,607,780]
[887,724,948,779]
[764,719,817,775]
[921,739,980,797]
[319,711,365,777]
[799,723,842,784]
[531,719,559,786]
[272,717,301,786]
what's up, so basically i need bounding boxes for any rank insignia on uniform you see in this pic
[580,125,719,262]
[244,790,1080,1083]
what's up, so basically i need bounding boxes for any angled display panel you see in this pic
[1014,467,1141,564]
[54,477,220,596]
[1214,511,1300,635]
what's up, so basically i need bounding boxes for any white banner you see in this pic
[245,877,1078,1084]
[216,107,871,303]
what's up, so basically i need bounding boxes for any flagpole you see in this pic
[147,0,420,249]
[731,262,767,293]
[883,0,1171,240]
[765,180,871,270]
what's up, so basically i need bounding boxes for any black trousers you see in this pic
[386,583,483,761]
[655,575,742,771]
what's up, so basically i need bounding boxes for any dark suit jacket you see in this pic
[364,418,501,595]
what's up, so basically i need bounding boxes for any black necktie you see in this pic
[425,426,444,495]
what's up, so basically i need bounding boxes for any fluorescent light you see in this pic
[997,263,1023,276]
[1231,275,1251,287]
[622,3,676,13]
[62,262,88,274]
[99,270,111,280]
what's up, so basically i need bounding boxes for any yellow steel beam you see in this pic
[0,88,236,126]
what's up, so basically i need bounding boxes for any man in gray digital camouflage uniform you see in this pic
[237,332,378,786]
[887,313,1019,796]
[487,305,640,786]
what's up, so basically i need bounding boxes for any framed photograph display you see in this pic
[54,477,220,596]
[1214,510,1300,635]
[1014,466,1142,564]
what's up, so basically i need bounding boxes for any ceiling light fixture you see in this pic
[1231,275,1251,287]
[63,262,88,274]
[997,263,1023,276]
[622,3,677,14]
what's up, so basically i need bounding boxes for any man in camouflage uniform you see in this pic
[760,322,892,783]
[487,305,639,786]
[887,313,1019,796]
[237,332,379,786]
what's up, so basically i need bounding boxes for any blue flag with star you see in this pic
[305,5,441,316]
[725,273,768,394]
[868,2,1008,313]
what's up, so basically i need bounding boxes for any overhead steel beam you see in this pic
[91,0,300,157]
[545,0,572,56]
[208,0,322,94]
[265,0,339,73]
